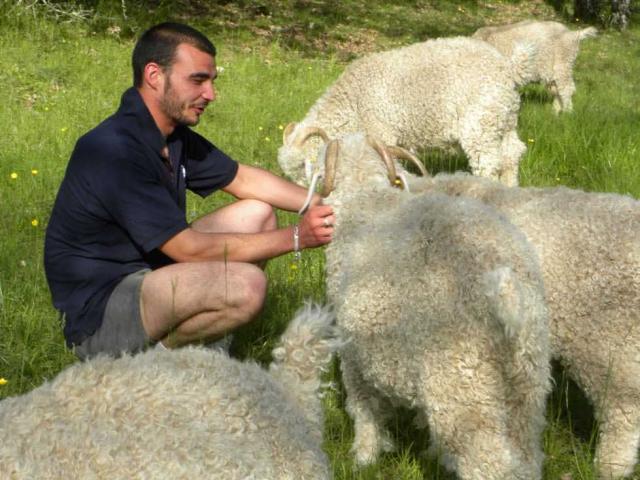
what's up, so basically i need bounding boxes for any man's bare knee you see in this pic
[227,263,267,326]
[191,199,276,234]
[247,199,277,232]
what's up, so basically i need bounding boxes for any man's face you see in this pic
[159,43,217,129]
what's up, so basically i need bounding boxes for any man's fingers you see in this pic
[311,204,334,216]
[298,205,336,248]
[320,215,335,228]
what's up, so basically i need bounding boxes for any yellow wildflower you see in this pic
[265,137,271,142]
[31,219,39,227]
[0,378,7,386]
[278,125,284,130]
[258,126,264,131]
[527,138,535,143]
[10,172,18,179]
[31,169,39,175]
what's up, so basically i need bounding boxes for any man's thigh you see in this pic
[191,199,276,234]
[140,260,266,342]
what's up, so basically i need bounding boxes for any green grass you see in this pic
[1,1,640,478]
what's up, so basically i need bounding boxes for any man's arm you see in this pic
[160,164,334,263]
[223,163,321,212]
[159,205,332,264]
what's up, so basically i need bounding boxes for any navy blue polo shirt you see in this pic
[44,88,238,347]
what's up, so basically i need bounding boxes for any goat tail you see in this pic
[509,41,538,86]
[481,266,529,338]
[576,26,598,41]
[270,302,345,383]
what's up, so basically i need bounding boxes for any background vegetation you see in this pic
[1,0,639,478]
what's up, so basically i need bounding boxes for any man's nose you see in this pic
[203,81,215,102]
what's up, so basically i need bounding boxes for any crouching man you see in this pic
[44,22,334,359]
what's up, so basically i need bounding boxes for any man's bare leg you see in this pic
[140,199,276,347]
[140,260,266,347]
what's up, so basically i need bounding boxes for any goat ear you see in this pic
[283,122,297,145]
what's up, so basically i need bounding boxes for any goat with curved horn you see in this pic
[317,131,551,480]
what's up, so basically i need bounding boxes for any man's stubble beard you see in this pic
[160,75,199,128]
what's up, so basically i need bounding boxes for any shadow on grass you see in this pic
[520,83,556,108]
[548,360,597,447]
[417,147,470,177]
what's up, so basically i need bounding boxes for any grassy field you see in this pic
[1,0,639,478]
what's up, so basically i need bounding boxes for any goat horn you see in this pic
[296,126,330,147]
[367,136,401,188]
[283,122,297,145]
[321,140,340,197]
[386,146,428,176]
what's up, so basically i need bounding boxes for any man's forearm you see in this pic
[160,226,297,264]
[161,200,334,264]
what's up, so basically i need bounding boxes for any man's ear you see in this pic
[143,62,164,91]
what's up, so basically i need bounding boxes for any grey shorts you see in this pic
[74,269,151,360]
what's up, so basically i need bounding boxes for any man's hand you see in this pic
[298,205,335,249]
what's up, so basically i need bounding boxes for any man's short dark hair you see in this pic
[132,22,216,87]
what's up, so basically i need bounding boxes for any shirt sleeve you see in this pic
[85,138,189,254]
[181,129,239,197]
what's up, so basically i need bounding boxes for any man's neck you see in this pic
[137,87,174,138]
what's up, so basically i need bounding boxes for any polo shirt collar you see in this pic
[118,87,166,155]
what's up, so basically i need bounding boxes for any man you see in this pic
[44,22,334,359]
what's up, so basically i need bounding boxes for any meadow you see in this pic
[1,0,639,478]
